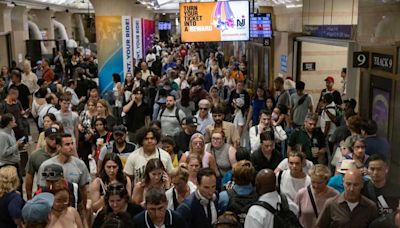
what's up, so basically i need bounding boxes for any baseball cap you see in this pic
[113,125,127,134]
[22,192,54,224]
[324,76,334,83]
[337,159,356,174]
[44,127,59,138]
[233,97,245,108]
[296,81,305,90]
[183,116,199,126]
[344,98,357,108]
[42,164,64,181]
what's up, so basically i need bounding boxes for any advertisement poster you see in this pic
[133,18,143,60]
[122,16,133,75]
[180,1,250,42]
[141,19,155,57]
[372,87,390,137]
[96,16,124,94]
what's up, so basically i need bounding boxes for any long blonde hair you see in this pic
[0,166,19,198]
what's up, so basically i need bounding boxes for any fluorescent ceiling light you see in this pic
[286,3,302,8]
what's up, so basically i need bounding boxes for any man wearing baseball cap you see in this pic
[98,125,136,168]
[174,116,201,157]
[25,127,60,200]
[316,76,342,114]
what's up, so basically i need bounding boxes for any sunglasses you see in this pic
[107,183,125,193]
[199,107,208,110]
[42,171,62,179]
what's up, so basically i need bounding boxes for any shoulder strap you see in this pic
[175,107,180,123]
[307,185,319,218]
[72,182,79,208]
[252,201,276,214]
[277,171,283,194]
[297,94,308,106]
[255,125,258,136]
[172,187,179,210]
[367,181,376,200]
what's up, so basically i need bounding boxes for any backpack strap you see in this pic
[159,107,181,124]
[251,201,277,214]
[367,180,376,200]
[307,185,319,218]
[277,171,283,194]
[278,193,290,212]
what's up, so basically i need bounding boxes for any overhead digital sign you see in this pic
[250,13,272,38]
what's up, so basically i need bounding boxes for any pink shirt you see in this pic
[295,186,339,228]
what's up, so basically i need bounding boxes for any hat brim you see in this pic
[45,176,62,181]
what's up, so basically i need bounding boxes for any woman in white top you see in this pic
[21,61,39,94]
[222,68,236,91]
[165,164,196,210]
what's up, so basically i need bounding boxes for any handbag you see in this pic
[330,147,342,167]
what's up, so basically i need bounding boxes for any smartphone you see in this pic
[19,136,27,143]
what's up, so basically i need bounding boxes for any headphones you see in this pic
[195,190,217,206]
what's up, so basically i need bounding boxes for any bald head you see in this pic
[255,169,276,195]
[343,168,364,202]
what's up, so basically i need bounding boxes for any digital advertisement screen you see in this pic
[250,13,272,38]
[179,1,250,42]
[158,22,171,30]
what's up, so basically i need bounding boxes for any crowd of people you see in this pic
[0,41,398,228]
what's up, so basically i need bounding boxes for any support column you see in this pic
[11,5,29,65]
[55,11,72,38]
[29,9,55,54]
[0,2,13,33]
[90,0,154,93]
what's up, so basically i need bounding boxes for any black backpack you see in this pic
[159,106,181,124]
[251,194,303,228]
[226,188,259,226]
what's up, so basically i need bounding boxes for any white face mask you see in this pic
[272,112,278,121]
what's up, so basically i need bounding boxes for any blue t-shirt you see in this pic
[251,99,265,126]
[0,192,25,228]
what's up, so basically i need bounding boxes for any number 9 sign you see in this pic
[353,52,369,68]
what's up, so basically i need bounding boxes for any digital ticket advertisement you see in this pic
[180,1,250,42]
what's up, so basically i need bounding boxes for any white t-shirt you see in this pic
[346,201,359,212]
[320,102,337,135]
[233,110,245,128]
[123,147,173,184]
[278,169,311,202]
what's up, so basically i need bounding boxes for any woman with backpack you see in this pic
[218,160,258,227]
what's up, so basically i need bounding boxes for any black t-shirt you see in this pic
[288,127,326,164]
[251,149,283,172]
[14,83,31,110]
[174,131,200,157]
[112,142,136,154]
[362,180,400,215]
[126,102,150,133]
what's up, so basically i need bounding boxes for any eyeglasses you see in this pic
[42,171,62,179]
[199,107,208,110]
[107,183,125,193]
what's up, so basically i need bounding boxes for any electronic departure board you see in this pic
[250,13,272,38]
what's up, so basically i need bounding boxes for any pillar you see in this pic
[0,2,13,33]
[29,9,55,54]
[11,5,29,65]
[90,0,154,93]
